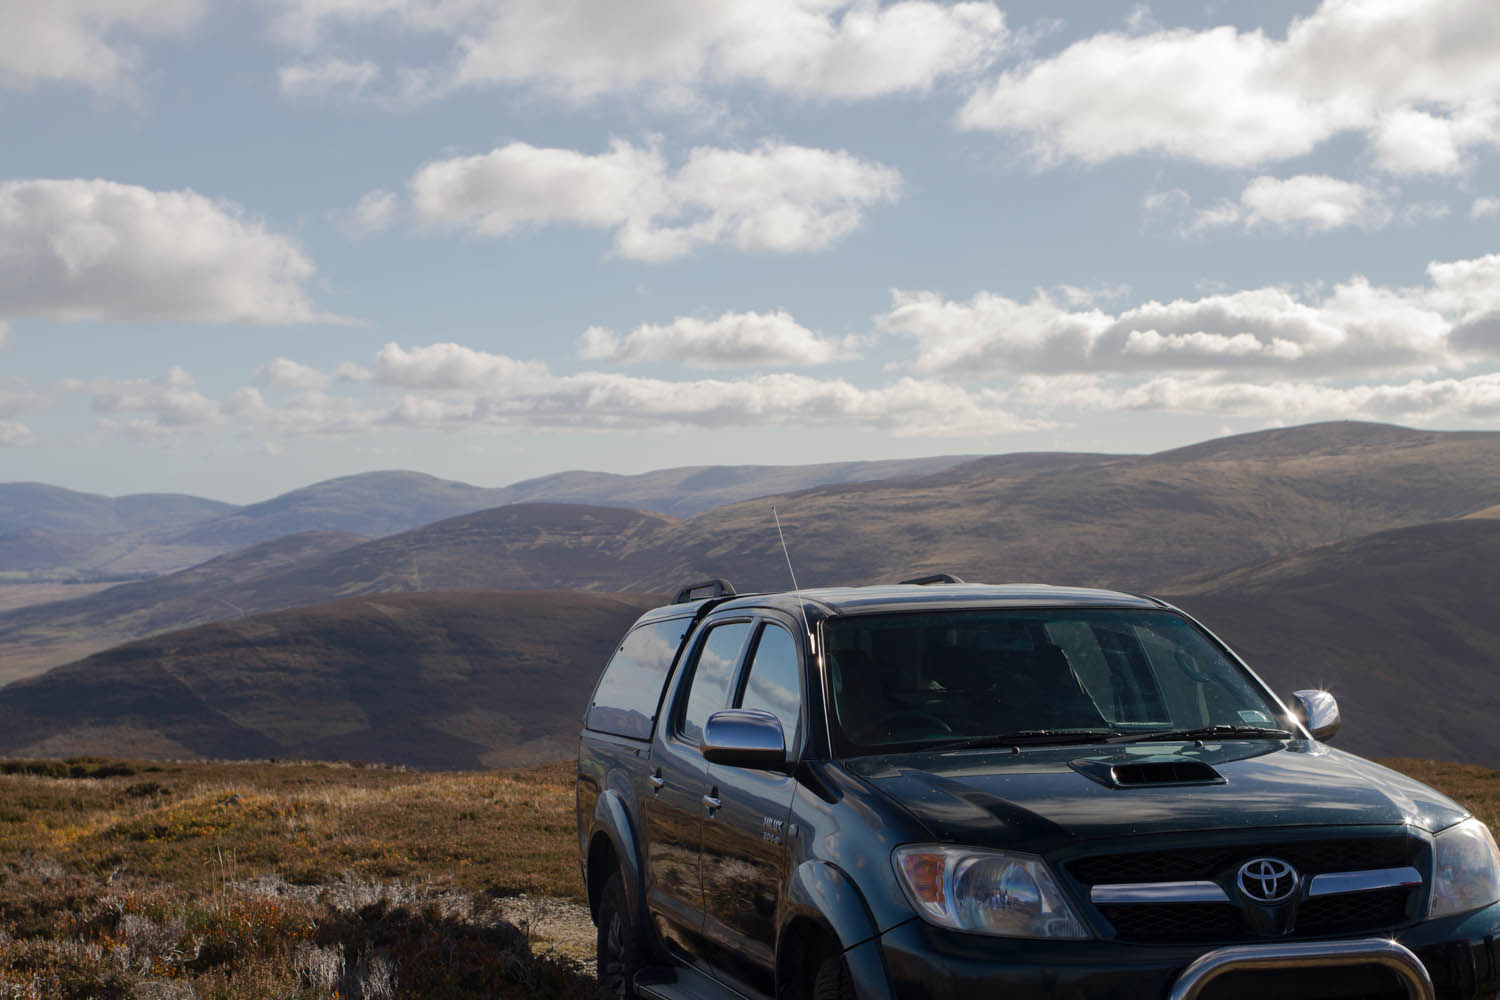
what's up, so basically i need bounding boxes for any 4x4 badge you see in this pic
[1237,857,1299,903]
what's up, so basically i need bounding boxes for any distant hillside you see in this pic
[0,483,232,536]
[0,484,235,576]
[1164,518,1500,765]
[147,471,512,553]
[646,421,1500,594]
[0,530,368,683]
[0,591,655,769]
[1,456,978,577]
[492,455,981,517]
[0,506,673,682]
[9,421,1500,682]
[10,513,1500,767]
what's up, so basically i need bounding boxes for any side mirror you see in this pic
[701,709,786,769]
[1291,689,1341,742]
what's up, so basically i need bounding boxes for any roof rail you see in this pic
[673,578,737,604]
[899,573,965,586]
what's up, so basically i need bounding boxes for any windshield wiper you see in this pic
[929,729,1124,751]
[1110,724,1294,744]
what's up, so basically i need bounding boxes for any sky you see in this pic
[2,0,1499,504]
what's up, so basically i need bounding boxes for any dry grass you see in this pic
[1,754,1496,997]
[0,757,591,999]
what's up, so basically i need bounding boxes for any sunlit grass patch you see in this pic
[0,757,589,998]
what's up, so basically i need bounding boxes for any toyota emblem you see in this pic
[1237,857,1299,903]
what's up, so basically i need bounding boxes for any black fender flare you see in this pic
[587,786,645,922]
[780,860,897,1000]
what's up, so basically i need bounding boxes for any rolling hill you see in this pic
[1,456,978,578]
[0,530,369,683]
[645,421,1500,594]
[1163,517,1500,765]
[7,420,1500,684]
[0,590,655,769]
[492,454,983,517]
[0,483,233,536]
[8,518,1500,768]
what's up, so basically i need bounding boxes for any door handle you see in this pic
[702,792,722,813]
[649,772,665,791]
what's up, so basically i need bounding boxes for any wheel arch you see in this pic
[778,860,896,1000]
[585,787,644,923]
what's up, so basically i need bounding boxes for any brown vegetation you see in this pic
[0,758,591,999]
[1,754,1496,998]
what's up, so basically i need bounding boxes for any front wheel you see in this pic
[596,873,642,999]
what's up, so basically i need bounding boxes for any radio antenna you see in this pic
[773,505,815,652]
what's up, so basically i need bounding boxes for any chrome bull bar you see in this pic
[1168,937,1434,1000]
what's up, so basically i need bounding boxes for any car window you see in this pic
[586,616,695,740]
[736,623,802,748]
[825,608,1283,754]
[680,621,752,746]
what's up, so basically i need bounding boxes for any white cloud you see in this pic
[1193,175,1392,232]
[0,319,9,350]
[883,253,1500,380]
[1371,107,1467,175]
[0,0,202,92]
[271,0,1009,105]
[882,290,1112,375]
[371,341,549,389]
[0,420,33,446]
[959,0,1500,172]
[379,369,1035,436]
[1473,196,1500,219]
[1011,371,1500,423]
[349,189,398,234]
[278,57,380,97]
[579,310,852,368]
[81,367,224,437]
[0,179,337,325]
[402,139,900,260]
[228,340,1036,437]
[260,358,332,391]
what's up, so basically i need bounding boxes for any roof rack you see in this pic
[673,578,737,604]
[899,573,965,586]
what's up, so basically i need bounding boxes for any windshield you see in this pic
[823,608,1289,755]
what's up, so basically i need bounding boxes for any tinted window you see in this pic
[586,617,693,740]
[825,609,1283,754]
[680,622,752,746]
[737,624,802,746]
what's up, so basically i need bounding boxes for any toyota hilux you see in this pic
[576,579,1500,999]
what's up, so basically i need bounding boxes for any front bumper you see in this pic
[871,900,1500,999]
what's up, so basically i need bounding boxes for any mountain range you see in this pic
[3,420,1498,768]
[0,455,976,579]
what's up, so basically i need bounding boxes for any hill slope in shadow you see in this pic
[1165,517,1500,765]
[0,530,368,683]
[0,590,655,769]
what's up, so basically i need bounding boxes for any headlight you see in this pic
[892,845,1089,939]
[1429,817,1500,919]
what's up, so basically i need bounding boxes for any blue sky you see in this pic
[2,0,1498,503]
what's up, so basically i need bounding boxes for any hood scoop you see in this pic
[1070,755,1226,789]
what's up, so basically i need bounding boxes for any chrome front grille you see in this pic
[1068,835,1427,944]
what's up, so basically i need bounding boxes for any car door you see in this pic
[699,618,806,998]
[642,618,752,960]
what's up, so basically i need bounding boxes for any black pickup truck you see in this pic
[575,579,1500,1000]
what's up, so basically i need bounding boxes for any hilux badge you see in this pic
[1237,857,1299,903]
